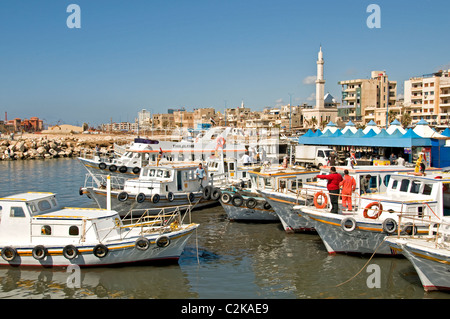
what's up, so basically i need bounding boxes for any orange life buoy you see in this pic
[363,202,383,219]
[217,137,225,148]
[313,191,328,209]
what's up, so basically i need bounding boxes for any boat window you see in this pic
[28,203,37,213]
[41,225,52,235]
[369,176,378,189]
[391,180,398,190]
[422,184,433,195]
[38,200,52,211]
[242,172,247,178]
[410,181,421,194]
[10,207,26,218]
[400,179,410,192]
[157,170,164,178]
[148,169,156,177]
[229,163,235,171]
[69,226,79,236]
[164,170,171,178]
[383,175,391,187]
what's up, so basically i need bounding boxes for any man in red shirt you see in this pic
[316,166,343,214]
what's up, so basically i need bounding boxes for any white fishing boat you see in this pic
[386,216,450,292]
[296,172,449,255]
[81,162,218,216]
[259,164,442,233]
[0,191,199,267]
[78,128,247,185]
[219,165,319,222]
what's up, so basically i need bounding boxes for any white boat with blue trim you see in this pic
[81,162,218,216]
[0,192,198,267]
[296,172,449,255]
[386,216,450,292]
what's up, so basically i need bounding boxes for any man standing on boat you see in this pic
[339,169,356,212]
[196,163,206,190]
[316,166,343,214]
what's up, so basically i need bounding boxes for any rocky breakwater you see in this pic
[0,135,125,161]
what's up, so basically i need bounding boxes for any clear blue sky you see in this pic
[1,0,449,127]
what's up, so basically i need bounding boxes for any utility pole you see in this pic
[288,93,293,132]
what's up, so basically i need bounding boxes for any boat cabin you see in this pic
[123,163,211,196]
[0,192,121,245]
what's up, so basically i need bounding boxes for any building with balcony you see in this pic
[338,71,397,127]
[404,69,450,127]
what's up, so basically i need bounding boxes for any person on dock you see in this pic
[339,169,356,212]
[316,166,342,214]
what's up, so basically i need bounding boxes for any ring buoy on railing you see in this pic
[132,167,140,174]
[263,201,271,210]
[109,165,117,172]
[363,202,383,219]
[99,162,107,170]
[188,192,195,203]
[93,244,109,258]
[313,191,328,209]
[216,137,226,149]
[32,245,47,260]
[167,192,174,202]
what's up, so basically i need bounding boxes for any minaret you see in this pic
[315,46,325,110]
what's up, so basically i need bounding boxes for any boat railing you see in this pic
[294,185,442,221]
[121,205,192,238]
[395,214,450,247]
[79,150,116,163]
[83,173,127,190]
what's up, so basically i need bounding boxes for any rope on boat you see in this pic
[334,236,388,288]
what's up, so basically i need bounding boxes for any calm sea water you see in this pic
[0,158,449,300]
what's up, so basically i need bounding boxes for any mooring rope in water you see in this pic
[335,236,388,288]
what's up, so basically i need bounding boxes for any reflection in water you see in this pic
[0,159,450,299]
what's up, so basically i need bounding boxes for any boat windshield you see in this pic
[324,150,331,158]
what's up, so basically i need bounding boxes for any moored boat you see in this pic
[296,172,449,255]
[386,216,450,292]
[0,192,199,267]
[81,162,218,216]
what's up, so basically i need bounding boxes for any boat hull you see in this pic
[387,239,450,291]
[299,208,396,255]
[220,196,279,222]
[258,190,314,232]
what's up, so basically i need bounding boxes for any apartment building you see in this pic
[404,69,450,126]
[338,71,397,127]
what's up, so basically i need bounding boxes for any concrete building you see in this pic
[338,70,397,127]
[403,69,450,126]
[302,47,338,129]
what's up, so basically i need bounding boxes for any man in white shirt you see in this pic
[242,152,251,166]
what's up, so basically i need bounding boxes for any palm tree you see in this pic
[388,110,397,124]
[400,113,412,128]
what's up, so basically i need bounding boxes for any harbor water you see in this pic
[0,158,449,299]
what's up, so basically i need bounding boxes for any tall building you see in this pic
[403,69,450,126]
[338,71,397,127]
[302,46,338,128]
